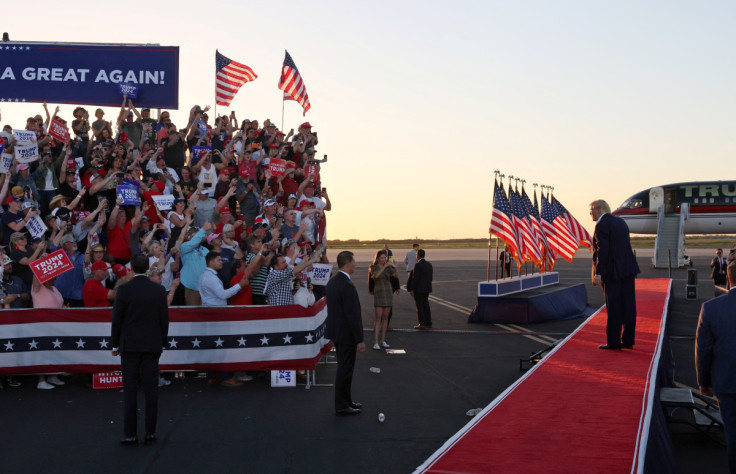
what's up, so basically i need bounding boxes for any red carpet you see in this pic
[416,279,672,474]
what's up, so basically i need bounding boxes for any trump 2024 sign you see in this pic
[0,42,179,108]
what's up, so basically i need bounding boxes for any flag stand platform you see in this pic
[477,272,559,297]
[469,276,595,325]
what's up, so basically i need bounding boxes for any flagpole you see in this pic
[488,170,498,282]
[495,239,499,281]
[281,95,285,131]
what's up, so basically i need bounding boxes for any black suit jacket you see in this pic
[710,257,728,280]
[696,290,736,394]
[111,275,169,352]
[592,213,640,283]
[412,259,433,293]
[325,272,363,345]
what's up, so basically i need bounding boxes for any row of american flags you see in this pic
[215,50,311,115]
[490,178,591,273]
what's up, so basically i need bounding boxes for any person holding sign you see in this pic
[31,273,66,390]
[369,250,400,350]
[2,195,34,246]
[9,232,45,287]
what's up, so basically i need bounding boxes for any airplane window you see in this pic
[694,198,699,204]
[711,198,715,204]
[620,199,643,208]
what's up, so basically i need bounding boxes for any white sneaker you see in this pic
[381,341,390,348]
[235,374,254,382]
[47,375,65,386]
[37,381,55,390]
[373,343,381,350]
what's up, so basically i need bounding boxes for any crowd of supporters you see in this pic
[0,98,332,319]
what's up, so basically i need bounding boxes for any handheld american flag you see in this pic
[279,50,311,115]
[490,180,518,260]
[553,196,592,249]
[215,50,258,107]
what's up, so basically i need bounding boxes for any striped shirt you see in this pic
[246,252,268,296]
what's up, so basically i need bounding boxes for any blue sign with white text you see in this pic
[118,82,139,99]
[0,43,178,108]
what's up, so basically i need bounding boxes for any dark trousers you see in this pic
[252,294,267,305]
[717,393,736,473]
[714,274,728,286]
[121,351,160,437]
[414,292,432,327]
[602,275,637,347]
[334,342,356,411]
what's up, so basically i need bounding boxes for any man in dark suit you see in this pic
[590,199,640,350]
[411,249,433,329]
[112,253,169,445]
[710,248,728,286]
[696,262,736,472]
[325,251,365,415]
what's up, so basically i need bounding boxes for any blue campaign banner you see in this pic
[118,82,138,99]
[116,185,140,205]
[190,145,211,164]
[0,43,178,108]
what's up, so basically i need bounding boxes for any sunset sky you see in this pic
[1,1,734,240]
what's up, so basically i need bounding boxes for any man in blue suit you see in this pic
[590,199,640,350]
[325,251,365,415]
[696,262,736,473]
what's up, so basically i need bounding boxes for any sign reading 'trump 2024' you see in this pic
[0,42,179,108]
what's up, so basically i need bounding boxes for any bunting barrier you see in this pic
[0,298,330,375]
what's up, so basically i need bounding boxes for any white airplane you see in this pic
[612,181,736,234]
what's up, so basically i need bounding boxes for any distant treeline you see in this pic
[329,235,736,249]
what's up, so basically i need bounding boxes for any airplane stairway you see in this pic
[654,214,683,268]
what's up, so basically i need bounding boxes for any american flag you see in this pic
[540,194,579,262]
[509,186,542,265]
[553,196,592,249]
[215,50,258,107]
[523,188,555,271]
[490,180,518,260]
[279,50,311,115]
[0,300,331,375]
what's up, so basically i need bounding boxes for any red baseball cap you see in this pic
[66,158,77,169]
[91,261,108,272]
[300,122,312,129]
[219,206,231,214]
[119,132,129,143]
[112,264,128,278]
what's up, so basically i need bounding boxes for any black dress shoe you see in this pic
[599,344,621,350]
[120,436,138,446]
[621,343,634,349]
[144,434,157,445]
[349,402,362,409]
[336,407,361,416]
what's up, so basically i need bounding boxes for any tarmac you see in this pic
[0,247,730,473]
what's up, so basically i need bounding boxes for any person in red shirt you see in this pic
[83,261,116,307]
[228,257,253,306]
[142,180,165,224]
[107,201,133,264]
